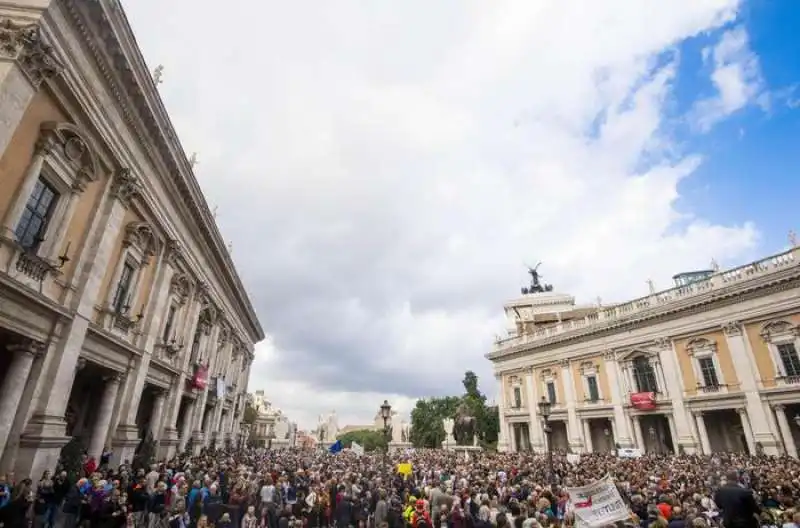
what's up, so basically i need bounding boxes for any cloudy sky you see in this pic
[122,0,800,430]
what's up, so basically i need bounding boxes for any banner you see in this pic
[192,365,208,390]
[351,442,365,456]
[630,392,656,410]
[397,463,412,476]
[617,447,642,458]
[566,474,630,528]
[216,376,226,399]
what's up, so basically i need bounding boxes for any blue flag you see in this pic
[329,440,343,454]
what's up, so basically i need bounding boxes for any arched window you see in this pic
[632,356,659,393]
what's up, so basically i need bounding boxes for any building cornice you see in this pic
[489,254,800,363]
[60,0,264,343]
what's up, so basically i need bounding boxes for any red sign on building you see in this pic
[630,392,656,410]
[192,364,209,390]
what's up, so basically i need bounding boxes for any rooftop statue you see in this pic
[521,262,554,295]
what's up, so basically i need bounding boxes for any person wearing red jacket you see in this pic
[411,500,431,527]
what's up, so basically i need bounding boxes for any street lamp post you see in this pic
[538,396,554,486]
[380,400,392,466]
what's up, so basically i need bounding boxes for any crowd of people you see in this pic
[0,446,797,528]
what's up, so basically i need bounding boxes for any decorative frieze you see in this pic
[652,337,670,350]
[123,222,159,259]
[170,273,191,305]
[0,19,64,87]
[165,238,184,268]
[111,169,141,207]
[721,321,742,337]
[759,320,798,343]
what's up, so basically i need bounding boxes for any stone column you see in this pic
[496,374,509,452]
[178,399,195,452]
[695,412,712,454]
[774,405,798,457]
[0,340,42,459]
[655,338,696,452]
[0,19,62,157]
[582,420,594,453]
[604,351,633,447]
[524,369,543,451]
[148,389,167,442]
[560,360,582,451]
[722,321,779,454]
[631,415,645,450]
[88,374,122,461]
[667,413,679,453]
[738,408,756,455]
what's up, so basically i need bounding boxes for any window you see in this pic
[546,381,557,404]
[112,261,135,314]
[15,179,58,250]
[698,357,720,387]
[778,343,800,378]
[513,387,522,408]
[586,375,600,401]
[162,304,178,342]
[632,356,658,393]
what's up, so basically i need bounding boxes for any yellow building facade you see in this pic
[488,247,800,457]
[0,1,264,479]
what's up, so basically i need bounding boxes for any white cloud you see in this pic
[121,0,766,430]
[694,25,765,131]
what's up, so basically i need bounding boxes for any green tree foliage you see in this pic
[59,436,86,481]
[409,371,499,448]
[337,429,388,451]
[243,404,258,425]
[409,396,460,448]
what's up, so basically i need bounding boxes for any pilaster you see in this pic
[559,359,582,451]
[603,351,633,447]
[524,369,543,450]
[495,373,509,452]
[722,321,780,454]
[655,338,696,451]
[15,170,138,479]
[774,405,798,457]
[0,17,63,156]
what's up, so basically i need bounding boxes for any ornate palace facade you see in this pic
[0,1,263,479]
[488,246,800,457]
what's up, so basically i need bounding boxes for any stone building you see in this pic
[249,390,297,449]
[488,245,800,456]
[0,1,264,479]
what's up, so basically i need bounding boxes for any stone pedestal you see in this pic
[191,431,205,455]
[158,427,179,460]
[14,414,70,480]
[111,423,141,466]
[388,441,413,453]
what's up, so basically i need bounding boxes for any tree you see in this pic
[409,371,500,449]
[409,396,460,448]
[243,404,258,425]
[462,371,483,401]
[337,429,388,451]
[132,433,157,472]
[59,436,86,481]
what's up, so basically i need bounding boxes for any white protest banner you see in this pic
[566,453,581,465]
[351,442,365,456]
[616,447,642,459]
[566,474,630,528]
